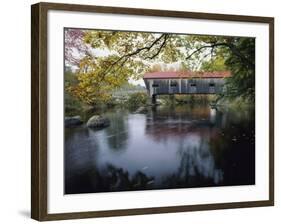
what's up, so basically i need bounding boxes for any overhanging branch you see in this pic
[100,34,170,79]
[185,42,255,69]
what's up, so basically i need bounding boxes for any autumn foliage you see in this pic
[65,28,255,106]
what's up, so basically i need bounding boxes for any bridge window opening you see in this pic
[170,81,177,87]
[190,83,197,93]
[152,84,159,88]
[209,83,215,93]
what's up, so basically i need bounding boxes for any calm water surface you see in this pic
[65,104,255,194]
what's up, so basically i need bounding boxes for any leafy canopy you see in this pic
[65,29,255,105]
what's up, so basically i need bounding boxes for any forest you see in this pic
[64,28,255,113]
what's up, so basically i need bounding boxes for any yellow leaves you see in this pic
[67,68,125,105]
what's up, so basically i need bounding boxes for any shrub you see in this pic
[126,92,148,109]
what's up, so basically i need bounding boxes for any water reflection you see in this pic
[65,105,255,194]
[104,110,129,151]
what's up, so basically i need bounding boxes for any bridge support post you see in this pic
[152,94,157,104]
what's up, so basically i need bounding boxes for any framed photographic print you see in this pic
[31,2,274,221]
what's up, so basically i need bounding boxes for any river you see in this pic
[64,104,255,194]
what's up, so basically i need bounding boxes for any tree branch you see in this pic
[185,43,228,60]
[185,42,254,69]
[144,34,169,60]
[100,34,169,79]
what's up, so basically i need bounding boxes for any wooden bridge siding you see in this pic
[144,78,226,96]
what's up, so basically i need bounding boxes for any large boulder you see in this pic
[65,115,83,127]
[87,115,110,128]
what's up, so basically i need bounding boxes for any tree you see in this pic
[183,35,255,101]
[66,30,183,105]
[224,38,255,101]
[65,29,255,105]
[201,55,227,72]
[65,29,91,68]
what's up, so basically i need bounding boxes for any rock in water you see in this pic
[134,106,147,114]
[65,115,83,127]
[87,115,110,128]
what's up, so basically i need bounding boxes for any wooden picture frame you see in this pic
[31,2,274,221]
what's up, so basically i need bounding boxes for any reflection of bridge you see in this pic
[145,105,226,142]
[143,71,231,103]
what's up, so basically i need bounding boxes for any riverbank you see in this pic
[65,91,254,125]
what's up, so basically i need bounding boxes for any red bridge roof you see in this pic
[143,71,231,79]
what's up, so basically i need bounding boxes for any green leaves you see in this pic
[201,55,227,72]
[66,29,255,105]
[223,38,255,101]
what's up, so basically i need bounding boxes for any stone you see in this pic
[134,106,148,114]
[87,115,110,128]
[65,115,83,127]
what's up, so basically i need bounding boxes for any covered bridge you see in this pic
[143,71,231,103]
